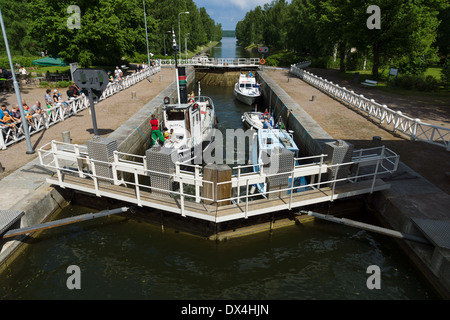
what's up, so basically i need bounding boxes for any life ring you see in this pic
[260,58,266,65]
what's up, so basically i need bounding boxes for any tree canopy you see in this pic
[236,0,449,76]
[0,0,222,67]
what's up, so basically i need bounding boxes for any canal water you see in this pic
[0,38,438,300]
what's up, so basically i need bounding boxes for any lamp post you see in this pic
[163,30,171,56]
[185,33,189,61]
[143,0,151,82]
[0,8,34,154]
[178,11,189,61]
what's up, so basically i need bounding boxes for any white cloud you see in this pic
[194,0,271,29]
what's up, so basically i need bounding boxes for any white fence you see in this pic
[160,57,261,66]
[0,65,161,151]
[290,63,450,151]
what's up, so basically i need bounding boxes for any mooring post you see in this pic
[203,164,232,206]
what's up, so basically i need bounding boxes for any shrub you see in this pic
[397,74,440,91]
[442,59,450,89]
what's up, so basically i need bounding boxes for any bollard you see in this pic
[62,130,71,144]
[311,95,316,101]
[0,162,4,173]
[131,91,136,99]
[372,136,382,146]
[159,75,163,82]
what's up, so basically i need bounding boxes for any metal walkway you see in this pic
[38,140,399,223]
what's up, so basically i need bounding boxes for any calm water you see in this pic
[0,38,437,300]
[208,37,261,59]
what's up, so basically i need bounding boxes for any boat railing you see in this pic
[38,141,399,222]
[215,146,399,217]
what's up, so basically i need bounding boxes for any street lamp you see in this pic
[185,33,189,61]
[143,0,151,82]
[178,11,189,61]
[163,30,171,56]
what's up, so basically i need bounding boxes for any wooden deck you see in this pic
[48,173,390,223]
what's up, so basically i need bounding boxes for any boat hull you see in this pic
[242,112,274,130]
[234,84,260,106]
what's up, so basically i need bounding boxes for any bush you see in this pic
[265,51,308,67]
[397,74,440,91]
[442,59,450,89]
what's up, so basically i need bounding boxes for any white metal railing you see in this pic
[38,140,399,222]
[0,65,161,151]
[290,63,450,151]
[160,58,261,66]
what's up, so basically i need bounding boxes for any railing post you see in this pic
[134,168,141,206]
[245,178,249,219]
[195,165,200,203]
[180,176,185,217]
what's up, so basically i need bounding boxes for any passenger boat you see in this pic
[162,92,216,164]
[241,111,274,130]
[233,73,261,105]
[252,128,307,196]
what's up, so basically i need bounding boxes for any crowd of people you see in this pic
[0,82,83,135]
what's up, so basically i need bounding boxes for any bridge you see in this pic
[37,140,399,223]
[159,57,262,69]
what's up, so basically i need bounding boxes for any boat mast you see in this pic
[172,29,181,107]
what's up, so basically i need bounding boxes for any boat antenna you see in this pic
[198,81,201,97]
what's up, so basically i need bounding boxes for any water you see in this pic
[0,38,438,300]
[208,37,261,60]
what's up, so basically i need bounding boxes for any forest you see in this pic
[0,0,222,67]
[236,0,450,84]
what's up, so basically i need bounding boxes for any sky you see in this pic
[193,0,270,31]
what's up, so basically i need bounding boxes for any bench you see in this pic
[361,79,378,87]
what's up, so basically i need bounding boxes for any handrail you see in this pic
[290,63,450,151]
[38,140,398,221]
[0,66,161,151]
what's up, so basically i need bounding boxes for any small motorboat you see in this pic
[233,73,261,105]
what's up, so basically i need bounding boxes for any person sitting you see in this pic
[10,105,21,122]
[114,66,123,81]
[44,89,53,106]
[1,108,16,130]
[52,90,59,104]
[67,85,76,99]
[263,117,271,129]
[30,101,43,115]
[107,71,114,82]
[188,91,195,103]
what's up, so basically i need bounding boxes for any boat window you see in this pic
[167,110,185,121]
[240,84,244,88]
[245,83,252,88]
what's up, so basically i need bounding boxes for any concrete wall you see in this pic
[257,69,450,299]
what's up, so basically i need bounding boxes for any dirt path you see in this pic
[266,68,450,195]
[0,68,175,180]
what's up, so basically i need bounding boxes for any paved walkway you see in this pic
[265,68,450,195]
[0,68,175,181]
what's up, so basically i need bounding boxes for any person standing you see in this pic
[150,114,164,146]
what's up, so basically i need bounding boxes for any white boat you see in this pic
[233,73,261,105]
[241,111,274,130]
[252,128,307,196]
[162,95,216,163]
